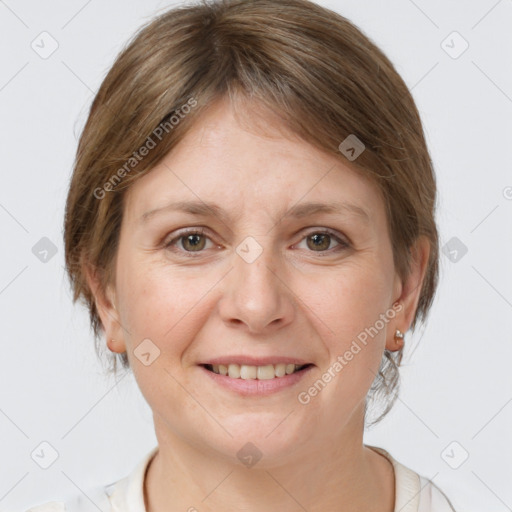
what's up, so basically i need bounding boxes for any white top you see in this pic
[25,445,456,512]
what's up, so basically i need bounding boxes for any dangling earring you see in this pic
[394,329,404,349]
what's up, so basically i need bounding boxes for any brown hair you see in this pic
[64,0,438,427]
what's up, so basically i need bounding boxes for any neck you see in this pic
[144,410,395,512]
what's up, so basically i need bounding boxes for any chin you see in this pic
[204,413,311,466]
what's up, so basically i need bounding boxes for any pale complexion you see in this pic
[86,97,430,512]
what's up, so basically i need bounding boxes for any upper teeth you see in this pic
[210,363,303,379]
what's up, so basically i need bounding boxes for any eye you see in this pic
[163,227,349,257]
[295,229,349,254]
[164,228,214,254]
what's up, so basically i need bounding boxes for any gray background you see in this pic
[1,0,511,510]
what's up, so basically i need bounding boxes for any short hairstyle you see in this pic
[64,0,439,427]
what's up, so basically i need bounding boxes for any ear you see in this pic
[83,262,127,354]
[387,235,430,350]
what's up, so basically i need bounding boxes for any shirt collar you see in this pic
[367,445,421,511]
[108,445,158,512]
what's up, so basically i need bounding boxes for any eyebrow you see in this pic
[140,199,371,225]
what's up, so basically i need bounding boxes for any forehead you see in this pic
[124,98,385,226]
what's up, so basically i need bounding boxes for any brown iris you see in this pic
[181,233,206,252]
[306,233,331,251]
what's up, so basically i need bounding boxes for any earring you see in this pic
[394,329,404,349]
[107,338,116,352]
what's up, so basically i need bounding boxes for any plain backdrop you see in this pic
[1,0,511,510]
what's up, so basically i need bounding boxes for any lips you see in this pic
[199,361,314,396]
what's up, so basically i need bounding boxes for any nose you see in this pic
[217,239,295,335]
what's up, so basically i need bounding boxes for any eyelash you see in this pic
[163,227,350,257]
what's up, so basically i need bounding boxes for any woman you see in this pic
[27,0,456,510]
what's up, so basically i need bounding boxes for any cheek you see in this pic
[318,259,394,338]
[307,259,393,390]
[296,269,392,426]
[117,261,213,354]
[116,264,211,408]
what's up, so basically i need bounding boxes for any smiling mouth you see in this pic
[202,363,312,380]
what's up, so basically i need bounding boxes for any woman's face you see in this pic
[97,98,420,466]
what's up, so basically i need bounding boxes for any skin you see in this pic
[86,96,430,512]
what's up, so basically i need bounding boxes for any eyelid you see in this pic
[300,227,349,244]
[163,227,212,248]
